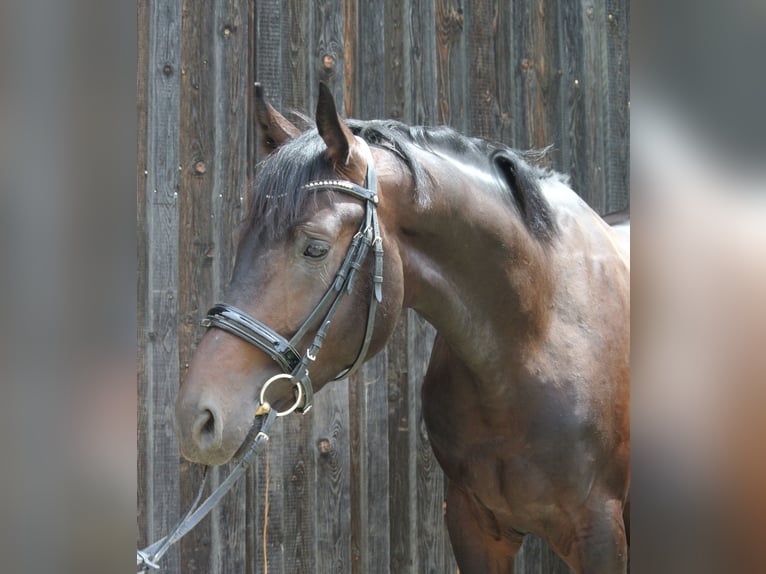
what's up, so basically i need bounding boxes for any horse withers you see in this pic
[175,83,630,573]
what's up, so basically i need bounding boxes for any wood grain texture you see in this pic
[435,0,468,130]
[557,0,590,207]
[315,0,345,105]
[577,0,608,212]
[313,381,352,574]
[140,0,183,572]
[386,320,416,572]
[408,0,437,125]
[356,0,385,118]
[363,355,391,573]
[178,0,216,568]
[467,0,498,139]
[409,311,454,574]
[604,0,629,214]
[515,0,563,169]
[385,0,408,121]
[136,0,149,554]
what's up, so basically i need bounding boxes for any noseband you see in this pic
[201,139,383,415]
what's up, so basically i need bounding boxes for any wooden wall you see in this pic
[137,0,628,572]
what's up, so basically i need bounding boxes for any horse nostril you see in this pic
[201,410,215,436]
[192,407,222,450]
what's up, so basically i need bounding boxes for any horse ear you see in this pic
[316,82,355,166]
[254,83,301,154]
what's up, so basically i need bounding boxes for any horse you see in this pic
[174,82,630,573]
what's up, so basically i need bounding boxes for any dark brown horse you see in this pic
[175,83,630,573]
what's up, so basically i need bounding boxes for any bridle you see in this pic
[201,137,383,416]
[138,138,384,571]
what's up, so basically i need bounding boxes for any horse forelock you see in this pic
[246,129,336,241]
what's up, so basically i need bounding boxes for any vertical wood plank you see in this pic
[385,0,408,121]
[316,0,345,105]
[577,0,608,212]
[342,0,357,117]
[387,320,416,572]
[281,413,316,574]
[349,359,391,574]
[410,311,456,573]
[603,0,629,214]
[356,0,385,118]
[283,0,312,114]
[178,0,216,569]
[557,0,590,206]
[493,0,515,144]
[408,0,437,125]
[515,0,563,169]
[136,0,150,554]
[435,0,467,130]
[313,381,352,574]
[467,0,498,139]
[348,372,364,574]
[366,356,392,573]
[140,1,183,573]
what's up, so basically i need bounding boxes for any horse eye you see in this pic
[303,241,330,260]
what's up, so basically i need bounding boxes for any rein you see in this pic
[137,139,383,571]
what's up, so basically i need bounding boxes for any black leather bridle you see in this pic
[201,138,383,416]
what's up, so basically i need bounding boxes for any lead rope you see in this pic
[137,408,278,572]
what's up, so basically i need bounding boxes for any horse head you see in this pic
[175,84,406,465]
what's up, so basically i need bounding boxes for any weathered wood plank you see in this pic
[342,0,357,116]
[387,320,416,572]
[435,0,467,130]
[141,1,183,572]
[467,0,499,139]
[136,0,150,554]
[313,381,352,574]
[315,0,345,105]
[493,0,515,144]
[280,414,316,574]
[349,356,391,574]
[365,355,392,573]
[178,0,216,567]
[283,0,312,114]
[356,0,385,118]
[515,0,563,169]
[385,0,408,121]
[577,0,608,212]
[603,0,629,214]
[408,0,437,125]
[557,0,590,206]
[409,311,455,573]
[348,372,364,574]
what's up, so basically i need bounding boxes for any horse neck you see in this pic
[387,151,555,372]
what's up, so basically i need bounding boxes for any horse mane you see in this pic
[247,118,560,242]
[348,120,560,242]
